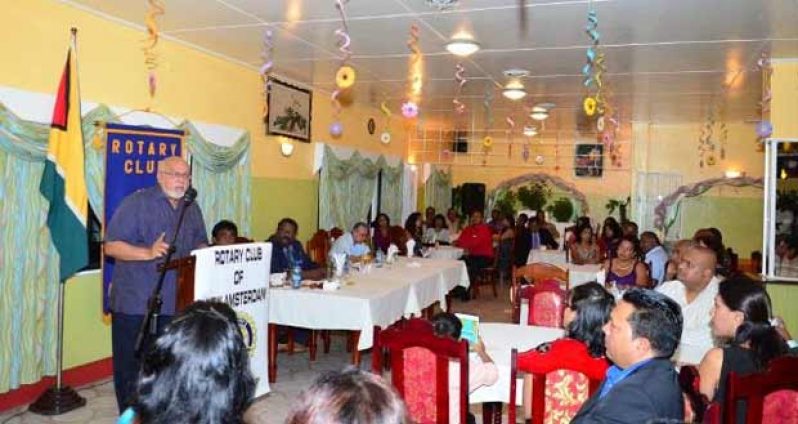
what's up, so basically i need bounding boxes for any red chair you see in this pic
[305,229,330,267]
[513,280,567,327]
[724,356,798,423]
[329,227,344,241]
[372,319,469,424]
[509,340,608,424]
[472,246,499,299]
[679,365,712,423]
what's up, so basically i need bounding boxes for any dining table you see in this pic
[267,257,470,382]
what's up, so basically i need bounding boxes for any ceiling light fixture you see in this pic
[502,80,527,101]
[530,111,549,121]
[445,37,480,57]
[523,126,538,137]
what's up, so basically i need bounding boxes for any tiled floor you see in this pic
[1,284,514,424]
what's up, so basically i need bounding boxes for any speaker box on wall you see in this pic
[460,183,486,216]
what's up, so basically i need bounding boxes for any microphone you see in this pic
[183,187,197,204]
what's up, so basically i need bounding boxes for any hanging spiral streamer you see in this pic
[506,116,515,158]
[260,28,274,119]
[407,24,422,98]
[335,0,351,63]
[453,63,467,114]
[143,0,165,101]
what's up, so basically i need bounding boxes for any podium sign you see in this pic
[192,242,272,396]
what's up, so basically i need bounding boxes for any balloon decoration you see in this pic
[329,122,343,138]
[143,0,165,102]
[482,136,493,148]
[583,96,597,117]
[331,0,353,136]
[535,154,544,165]
[452,63,467,114]
[260,27,274,119]
[757,120,773,139]
[380,131,392,144]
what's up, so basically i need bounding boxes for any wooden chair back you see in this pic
[372,318,469,424]
[306,229,330,267]
[510,346,606,424]
[725,356,798,423]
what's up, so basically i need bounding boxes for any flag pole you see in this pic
[30,27,87,416]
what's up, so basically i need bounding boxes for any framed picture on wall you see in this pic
[574,144,604,177]
[266,77,312,142]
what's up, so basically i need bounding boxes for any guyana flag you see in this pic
[39,36,89,282]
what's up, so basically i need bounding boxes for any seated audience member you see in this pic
[119,301,255,424]
[403,212,424,255]
[640,231,668,286]
[423,206,436,231]
[487,208,503,234]
[372,213,393,255]
[598,217,622,259]
[496,215,516,282]
[570,223,601,265]
[423,213,450,244]
[777,237,798,278]
[602,235,649,290]
[330,222,371,258]
[430,312,498,424]
[566,216,593,245]
[621,221,639,238]
[285,367,409,424]
[513,213,532,267]
[664,239,697,282]
[571,289,684,423]
[530,211,559,250]
[656,245,721,365]
[268,218,325,280]
[694,227,730,276]
[455,210,494,300]
[211,220,238,246]
[698,275,789,422]
[446,208,463,241]
[520,282,614,420]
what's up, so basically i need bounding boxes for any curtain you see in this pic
[0,100,250,393]
[378,157,404,224]
[425,166,452,214]
[319,146,381,230]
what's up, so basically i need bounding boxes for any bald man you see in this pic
[105,156,208,412]
[656,245,722,365]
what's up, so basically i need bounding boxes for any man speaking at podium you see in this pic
[104,156,208,412]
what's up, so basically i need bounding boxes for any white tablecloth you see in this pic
[268,258,469,350]
[568,264,602,287]
[428,246,464,260]
[470,323,564,404]
[527,249,566,266]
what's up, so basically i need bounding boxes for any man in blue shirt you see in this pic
[572,288,684,423]
[268,217,324,280]
[104,156,208,412]
[330,222,371,257]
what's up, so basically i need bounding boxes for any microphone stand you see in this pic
[134,187,197,358]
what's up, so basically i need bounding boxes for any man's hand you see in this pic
[150,233,169,259]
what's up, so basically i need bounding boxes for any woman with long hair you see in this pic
[598,217,622,259]
[121,301,255,424]
[602,235,650,289]
[698,274,789,421]
[372,213,393,254]
[570,223,601,265]
[423,213,450,244]
[520,282,615,419]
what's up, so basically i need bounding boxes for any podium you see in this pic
[159,256,196,312]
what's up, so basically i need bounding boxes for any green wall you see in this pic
[680,195,763,256]
[767,283,798,339]
[250,177,319,243]
[63,272,111,369]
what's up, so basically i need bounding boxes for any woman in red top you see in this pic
[455,210,494,300]
[519,282,615,421]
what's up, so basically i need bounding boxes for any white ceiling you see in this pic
[64,0,798,129]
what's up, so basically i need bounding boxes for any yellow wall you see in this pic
[1,0,409,375]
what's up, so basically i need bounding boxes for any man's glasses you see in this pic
[160,171,190,179]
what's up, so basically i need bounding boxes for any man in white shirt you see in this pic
[641,231,669,286]
[656,245,721,365]
[330,222,371,257]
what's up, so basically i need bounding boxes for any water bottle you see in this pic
[376,250,384,265]
[291,264,302,289]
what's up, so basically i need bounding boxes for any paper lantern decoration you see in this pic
[329,121,343,137]
[401,101,419,119]
[336,65,356,89]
